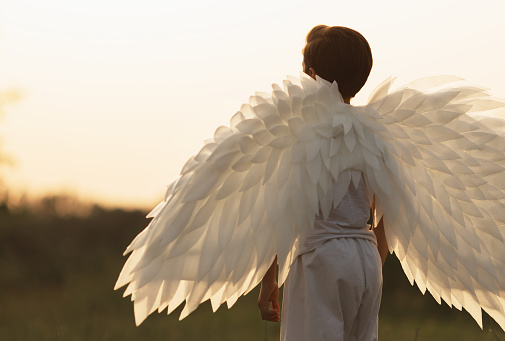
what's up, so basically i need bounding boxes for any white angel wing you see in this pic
[366,77,505,329]
[115,73,384,325]
[116,72,505,331]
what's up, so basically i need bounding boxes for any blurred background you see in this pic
[1,0,504,340]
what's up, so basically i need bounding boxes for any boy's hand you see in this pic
[258,279,280,322]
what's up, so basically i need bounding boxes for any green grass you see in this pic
[379,307,504,341]
[3,259,503,341]
[0,270,280,341]
[1,199,504,340]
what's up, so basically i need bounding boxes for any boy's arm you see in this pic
[374,218,388,266]
[257,256,280,322]
[372,195,388,266]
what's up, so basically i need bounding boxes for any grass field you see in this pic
[3,269,504,341]
[1,198,504,340]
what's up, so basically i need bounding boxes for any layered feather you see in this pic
[115,73,505,329]
[367,76,505,329]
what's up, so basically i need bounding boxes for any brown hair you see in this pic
[303,25,373,99]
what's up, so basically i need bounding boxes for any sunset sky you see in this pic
[1,0,504,209]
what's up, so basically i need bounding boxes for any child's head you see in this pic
[303,25,372,99]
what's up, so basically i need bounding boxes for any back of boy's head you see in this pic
[303,25,373,99]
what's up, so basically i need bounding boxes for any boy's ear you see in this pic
[308,68,317,80]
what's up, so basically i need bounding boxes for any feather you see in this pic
[116,74,505,333]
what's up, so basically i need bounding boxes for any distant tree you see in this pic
[0,88,21,207]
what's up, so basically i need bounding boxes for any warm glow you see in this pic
[1,0,504,208]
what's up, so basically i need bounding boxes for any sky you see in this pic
[0,0,504,210]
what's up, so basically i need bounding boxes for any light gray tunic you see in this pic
[281,179,382,341]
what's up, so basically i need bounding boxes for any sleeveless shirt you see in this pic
[299,178,377,255]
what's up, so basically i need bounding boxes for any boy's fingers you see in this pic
[272,298,280,310]
[261,310,280,322]
[259,304,280,322]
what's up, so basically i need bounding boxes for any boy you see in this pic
[258,25,388,341]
